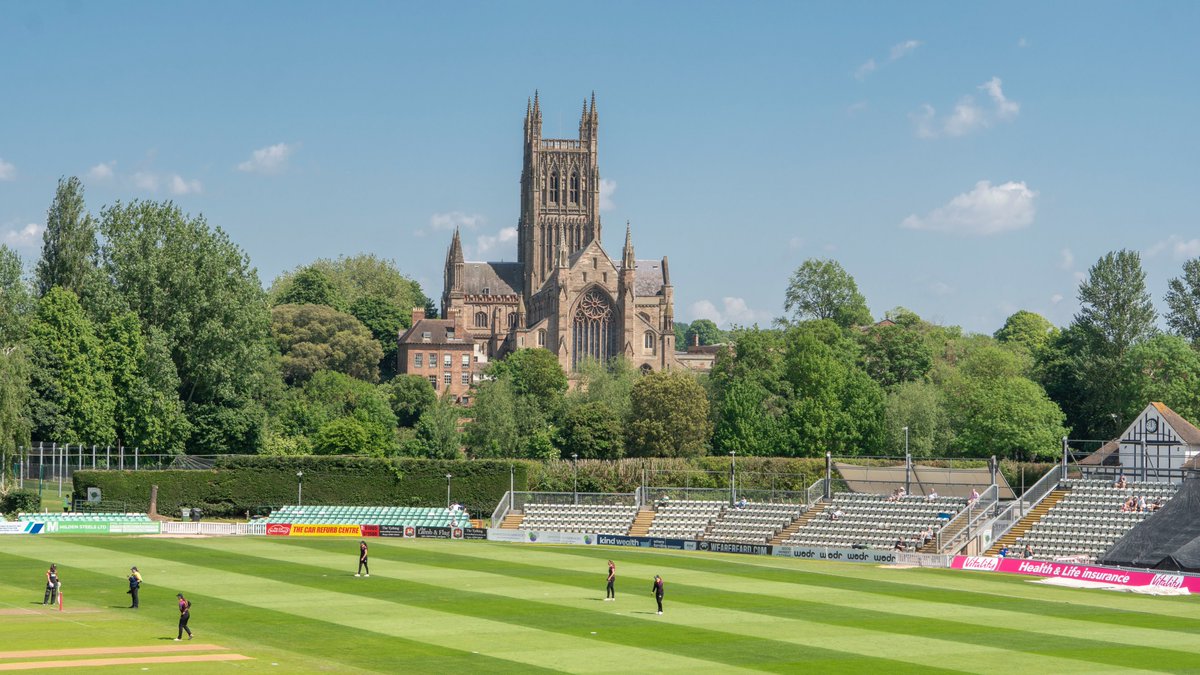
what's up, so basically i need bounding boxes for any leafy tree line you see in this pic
[3,178,1200,468]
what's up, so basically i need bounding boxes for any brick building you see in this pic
[396,308,485,402]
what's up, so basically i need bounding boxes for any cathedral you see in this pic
[441,93,679,373]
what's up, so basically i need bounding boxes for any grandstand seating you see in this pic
[646,500,723,539]
[519,503,637,535]
[265,505,468,527]
[705,503,804,544]
[1014,479,1178,561]
[782,493,967,550]
[18,512,152,522]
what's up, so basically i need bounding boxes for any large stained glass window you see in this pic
[572,289,616,368]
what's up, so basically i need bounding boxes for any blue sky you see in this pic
[2,1,1197,333]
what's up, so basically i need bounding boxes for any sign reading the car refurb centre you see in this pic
[289,524,363,537]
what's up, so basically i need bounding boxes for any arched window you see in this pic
[640,363,653,375]
[581,176,587,206]
[538,329,546,347]
[570,172,579,203]
[644,331,655,353]
[508,313,518,328]
[541,173,548,205]
[474,312,488,328]
[550,172,559,204]
[572,288,616,369]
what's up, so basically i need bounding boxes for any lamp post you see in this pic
[446,474,452,509]
[571,453,578,505]
[903,426,911,493]
[296,471,303,506]
[729,451,737,505]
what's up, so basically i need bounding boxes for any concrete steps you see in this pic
[985,489,1069,556]
[499,512,524,529]
[627,509,656,537]
[769,500,825,546]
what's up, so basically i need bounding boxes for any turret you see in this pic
[441,227,466,317]
[621,221,635,269]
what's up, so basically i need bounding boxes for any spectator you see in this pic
[926,489,939,501]
[998,545,1009,558]
[830,508,844,521]
[1151,496,1164,511]
[736,497,748,510]
[893,538,907,552]
[1137,495,1147,512]
[968,488,980,507]
[1115,475,1128,489]
[1023,543,1033,559]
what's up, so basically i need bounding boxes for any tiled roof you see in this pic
[631,259,665,297]
[1153,402,1200,446]
[462,262,523,296]
[398,319,471,346]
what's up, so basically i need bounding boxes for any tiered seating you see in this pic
[265,505,467,527]
[783,493,967,550]
[647,500,724,539]
[706,503,803,544]
[519,503,637,535]
[1015,479,1177,561]
[18,512,152,523]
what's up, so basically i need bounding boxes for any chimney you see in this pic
[412,307,425,326]
[692,333,700,348]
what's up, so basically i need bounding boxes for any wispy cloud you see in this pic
[856,39,922,80]
[237,142,295,174]
[472,227,518,258]
[430,211,486,232]
[132,172,160,192]
[689,297,770,327]
[169,174,202,195]
[912,77,1020,138]
[846,101,868,115]
[1147,235,1200,261]
[1017,37,1029,48]
[1059,248,1075,270]
[88,161,116,181]
[2,223,42,248]
[0,158,15,181]
[129,170,202,195]
[1050,293,1064,305]
[599,178,617,211]
[902,180,1037,236]
[928,281,954,296]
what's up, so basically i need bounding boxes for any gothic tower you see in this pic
[519,92,601,305]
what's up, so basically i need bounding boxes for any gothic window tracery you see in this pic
[474,312,488,328]
[572,288,617,368]
[570,172,579,204]
[550,172,559,204]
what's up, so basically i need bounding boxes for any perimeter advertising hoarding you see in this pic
[0,522,43,534]
[288,524,364,537]
[595,534,697,551]
[485,529,597,545]
[37,521,159,534]
[951,555,1200,592]
[415,526,452,539]
[773,546,897,564]
[696,541,772,556]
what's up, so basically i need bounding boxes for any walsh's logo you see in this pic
[961,556,1000,571]
[1151,573,1185,589]
[584,534,593,545]
[266,523,292,536]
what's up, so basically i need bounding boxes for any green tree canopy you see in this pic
[627,371,711,457]
[274,370,397,455]
[408,395,461,459]
[349,295,408,380]
[274,267,346,310]
[101,312,190,453]
[271,303,383,384]
[35,176,97,298]
[1075,249,1157,357]
[0,245,33,345]
[995,310,1058,355]
[1165,258,1200,344]
[1121,334,1200,424]
[0,346,32,468]
[884,380,953,457]
[382,374,437,427]
[783,258,872,328]
[489,348,568,411]
[557,400,625,460]
[271,254,428,318]
[684,319,725,347]
[860,322,934,388]
[464,377,519,458]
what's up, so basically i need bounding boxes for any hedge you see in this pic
[72,457,528,519]
[2,489,40,516]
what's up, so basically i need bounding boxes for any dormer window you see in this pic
[446,329,455,339]
[481,287,490,295]
[421,331,431,341]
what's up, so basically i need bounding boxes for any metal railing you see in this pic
[491,490,511,529]
[990,465,1063,542]
[508,491,637,511]
[936,484,999,554]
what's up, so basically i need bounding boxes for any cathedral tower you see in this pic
[519,92,601,302]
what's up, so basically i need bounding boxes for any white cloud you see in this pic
[890,40,922,61]
[598,179,617,211]
[1059,248,1075,270]
[689,297,769,327]
[0,158,15,181]
[2,223,43,248]
[132,171,160,191]
[1050,293,1064,305]
[788,236,804,251]
[912,77,1020,138]
[88,161,116,181]
[169,174,202,195]
[1017,37,1029,48]
[928,281,954,296]
[901,180,1037,236]
[430,211,486,231]
[237,142,294,174]
[854,58,877,80]
[473,227,517,257]
[1147,235,1200,261]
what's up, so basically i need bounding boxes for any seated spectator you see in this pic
[1151,496,1164,511]
[968,488,980,506]
[894,538,907,552]
[830,508,844,521]
[1023,543,1033,558]
[1137,495,1147,512]
[926,489,938,501]
[998,545,1009,558]
[736,498,748,509]
[1115,475,1128,489]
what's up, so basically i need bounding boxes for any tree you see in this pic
[712,379,784,456]
[995,310,1058,355]
[271,304,383,384]
[99,201,278,454]
[273,370,397,455]
[312,417,378,456]
[1165,259,1200,344]
[271,254,429,319]
[1075,250,1157,357]
[274,267,346,310]
[349,296,408,380]
[101,312,190,453]
[860,323,933,388]
[783,258,872,328]
[0,346,32,476]
[674,322,687,347]
[489,348,568,411]
[884,381,953,457]
[409,396,461,459]
[627,371,711,457]
[464,377,519,458]
[0,246,33,345]
[27,288,116,444]
[684,319,725,347]
[1121,335,1200,424]
[382,374,437,427]
[569,357,639,423]
[35,177,97,298]
[558,401,625,459]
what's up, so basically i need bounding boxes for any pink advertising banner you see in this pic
[951,555,1200,592]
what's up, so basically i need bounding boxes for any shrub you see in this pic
[2,489,41,515]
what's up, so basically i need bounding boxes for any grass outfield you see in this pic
[3,538,1200,673]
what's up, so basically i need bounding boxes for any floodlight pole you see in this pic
[903,426,911,494]
[446,474,452,509]
[571,453,578,505]
[296,471,303,506]
[730,451,737,505]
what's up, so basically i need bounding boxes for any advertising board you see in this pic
[265,523,292,536]
[288,524,363,537]
[696,541,772,556]
[951,555,1200,592]
[485,529,596,545]
[0,522,43,535]
[773,546,897,564]
[595,534,696,551]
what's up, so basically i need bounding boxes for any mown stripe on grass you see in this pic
[324,540,1200,673]
[80,537,963,674]
[0,548,554,675]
